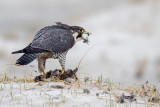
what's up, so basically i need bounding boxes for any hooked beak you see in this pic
[84,31,91,36]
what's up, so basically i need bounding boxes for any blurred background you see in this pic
[0,0,160,83]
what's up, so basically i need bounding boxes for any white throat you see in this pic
[72,32,82,42]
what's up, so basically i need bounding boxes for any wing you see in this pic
[31,26,75,53]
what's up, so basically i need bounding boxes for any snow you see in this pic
[0,1,160,83]
[0,78,159,107]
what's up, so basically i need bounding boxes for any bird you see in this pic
[12,22,90,76]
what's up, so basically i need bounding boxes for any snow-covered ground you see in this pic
[0,1,160,82]
[0,77,159,107]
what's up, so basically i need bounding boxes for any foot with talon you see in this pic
[42,71,46,79]
[61,69,65,75]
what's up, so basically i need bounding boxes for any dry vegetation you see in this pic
[0,71,159,106]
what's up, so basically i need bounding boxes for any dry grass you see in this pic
[0,72,159,106]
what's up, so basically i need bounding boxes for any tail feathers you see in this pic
[12,48,45,54]
[12,50,23,54]
[16,53,41,65]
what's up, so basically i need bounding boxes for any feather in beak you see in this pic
[83,37,89,44]
[83,32,91,44]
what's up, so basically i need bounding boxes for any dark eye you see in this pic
[79,29,84,32]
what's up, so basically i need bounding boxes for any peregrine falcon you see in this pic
[12,22,90,76]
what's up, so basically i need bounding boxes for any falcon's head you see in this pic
[70,26,90,44]
[56,22,90,44]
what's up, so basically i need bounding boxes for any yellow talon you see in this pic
[42,72,46,78]
[61,69,65,75]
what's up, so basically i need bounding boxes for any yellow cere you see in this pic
[81,29,84,32]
